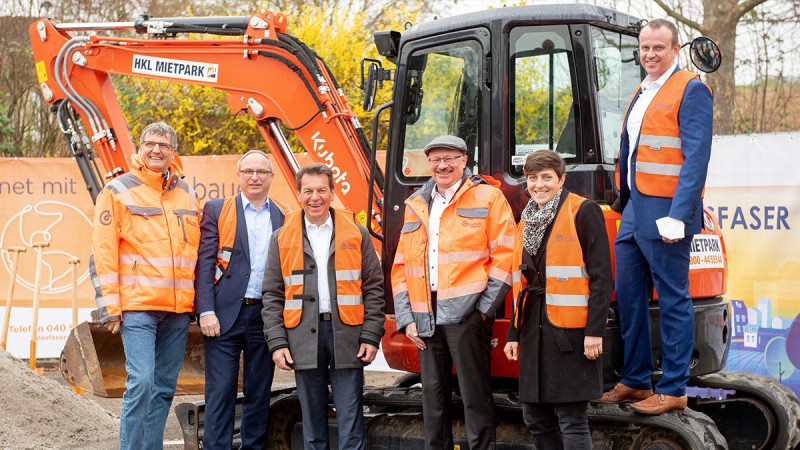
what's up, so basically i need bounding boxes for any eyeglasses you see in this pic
[428,155,464,165]
[141,141,174,151]
[239,169,273,178]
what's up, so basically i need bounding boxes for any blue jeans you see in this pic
[295,319,365,450]
[119,311,190,450]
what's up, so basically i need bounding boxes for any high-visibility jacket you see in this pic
[276,208,364,328]
[213,196,291,283]
[615,70,710,198]
[90,154,201,322]
[512,192,589,329]
[391,173,515,337]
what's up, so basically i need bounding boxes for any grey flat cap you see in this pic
[423,135,467,156]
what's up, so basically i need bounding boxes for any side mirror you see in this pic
[360,58,391,112]
[361,61,379,112]
[687,36,721,73]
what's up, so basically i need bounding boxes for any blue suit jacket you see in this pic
[195,195,285,335]
[618,67,713,240]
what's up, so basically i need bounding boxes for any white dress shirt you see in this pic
[305,213,333,313]
[428,179,464,292]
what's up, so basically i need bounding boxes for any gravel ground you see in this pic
[18,360,401,449]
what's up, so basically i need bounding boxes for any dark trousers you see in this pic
[615,203,695,397]
[203,303,275,450]
[295,319,365,450]
[522,401,591,450]
[419,309,495,450]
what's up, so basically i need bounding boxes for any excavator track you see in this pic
[690,370,800,450]
[358,386,727,449]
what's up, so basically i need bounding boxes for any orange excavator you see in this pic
[29,5,800,449]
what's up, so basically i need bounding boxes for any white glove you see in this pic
[656,216,685,240]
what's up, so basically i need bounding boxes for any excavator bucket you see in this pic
[60,321,206,398]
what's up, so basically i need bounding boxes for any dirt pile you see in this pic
[0,349,119,449]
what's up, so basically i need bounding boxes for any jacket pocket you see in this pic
[174,209,200,245]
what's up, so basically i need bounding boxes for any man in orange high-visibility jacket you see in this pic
[597,19,713,415]
[262,163,385,450]
[392,135,515,450]
[89,122,201,450]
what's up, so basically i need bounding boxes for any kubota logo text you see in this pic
[311,131,351,195]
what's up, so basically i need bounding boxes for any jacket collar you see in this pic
[130,153,184,192]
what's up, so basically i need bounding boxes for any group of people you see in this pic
[88,18,712,450]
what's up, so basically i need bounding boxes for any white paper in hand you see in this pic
[656,216,685,240]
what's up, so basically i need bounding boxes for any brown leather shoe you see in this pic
[630,393,688,415]
[594,383,654,403]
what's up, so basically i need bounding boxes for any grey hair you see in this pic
[644,19,679,46]
[237,150,273,171]
[295,163,334,192]
[139,122,178,149]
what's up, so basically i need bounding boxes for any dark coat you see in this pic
[507,191,612,403]
[195,195,285,335]
[262,209,385,370]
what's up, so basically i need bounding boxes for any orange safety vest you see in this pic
[615,70,710,198]
[214,196,291,283]
[512,193,590,329]
[276,208,364,328]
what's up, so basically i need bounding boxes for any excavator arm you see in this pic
[30,12,383,233]
[29,12,384,399]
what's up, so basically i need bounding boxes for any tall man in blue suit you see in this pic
[596,19,713,415]
[196,150,289,449]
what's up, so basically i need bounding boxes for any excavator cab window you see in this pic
[591,27,641,163]
[509,26,579,176]
[398,41,482,180]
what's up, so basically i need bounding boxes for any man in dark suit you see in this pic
[597,19,713,415]
[195,150,289,449]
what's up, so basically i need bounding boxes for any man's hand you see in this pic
[504,341,519,361]
[583,336,603,360]
[357,343,379,364]
[656,216,685,243]
[199,314,221,337]
[404,322,426,351]
[272,348,294,371]
[105,320,120,334]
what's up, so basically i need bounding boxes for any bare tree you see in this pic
[0,16,66,156]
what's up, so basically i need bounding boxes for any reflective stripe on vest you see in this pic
[214,197,238,284]
[512,193,590,328]
[277,208,364,328]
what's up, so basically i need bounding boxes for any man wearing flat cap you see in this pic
[391,135,515,449]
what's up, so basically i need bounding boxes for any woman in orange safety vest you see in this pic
[504,150,612,449]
